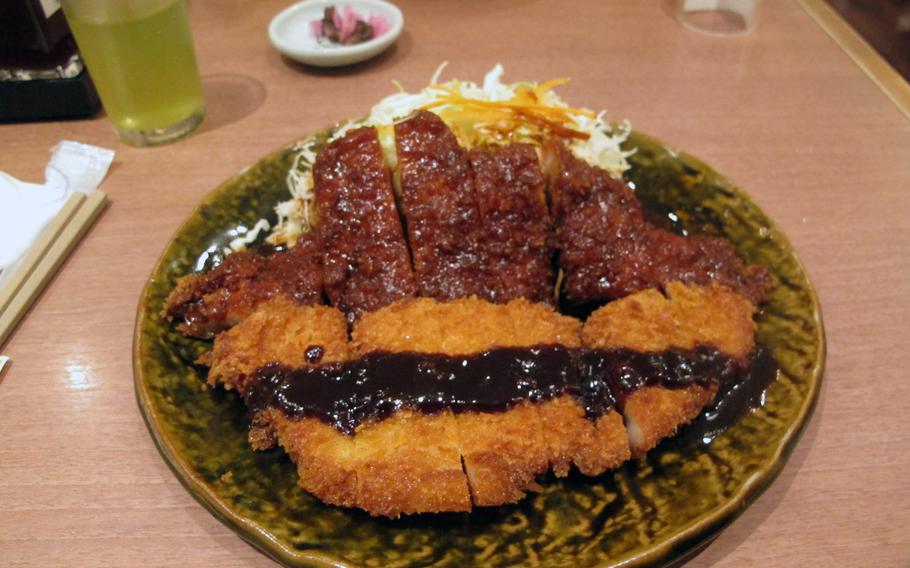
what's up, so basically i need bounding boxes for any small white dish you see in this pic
[268,0,404,67]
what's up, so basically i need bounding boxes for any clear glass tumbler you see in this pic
[62,0,205,146]
[666,0,760,36]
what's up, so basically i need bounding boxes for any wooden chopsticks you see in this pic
[0,190,108,348]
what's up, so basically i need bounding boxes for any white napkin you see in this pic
[0,141,115,289]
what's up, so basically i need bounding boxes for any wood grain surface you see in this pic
[1,1,908,566]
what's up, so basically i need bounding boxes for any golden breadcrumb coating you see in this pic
[582,282,756,457]
[352,296,581,354]
[253,408,473,516]
[537,395,630,477]
[350,410,471,516]
[453,401,550,506]
[354,296,629,507]
[256,409,359,508]
[206,298,350,392]
[582,281,755,359]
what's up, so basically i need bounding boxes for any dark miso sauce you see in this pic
[246,346,585,435]
[244,344,766,436]
[675,346,779,446]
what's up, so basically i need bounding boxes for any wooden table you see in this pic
[1,1,908,566]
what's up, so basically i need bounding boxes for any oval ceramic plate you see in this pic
[134,127,824,568]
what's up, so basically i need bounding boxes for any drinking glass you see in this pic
[62,0,205,146]
[666,0,760,36]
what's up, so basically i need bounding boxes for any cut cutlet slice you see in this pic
[478,299,629,477]
[261,407,471,517]
[394,110,493,300]
[354,297,630,505]
[256,408,360,509]
[541,141,771,305]
[202,299,362,509]
[163,235,324,338]
[347,410,471,516]
[207,299,468,516]
[469,144,555,304]
[313,126,416,323]
[582,281,756,457]
[205,297,350,393]
[537,395,630,477]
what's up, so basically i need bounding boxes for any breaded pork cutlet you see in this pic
[354,297,630,506]
[542,141,770,305]
[203,298,373,510]
[313,126,416,323]
[469,144,556,304]
[163,235,323,338]
[205,295,629,516]
[582,281,756,457]
[394,111,493,300]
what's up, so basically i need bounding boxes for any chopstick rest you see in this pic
[0,190,108,347]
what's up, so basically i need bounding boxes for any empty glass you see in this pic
[666,0,760,36]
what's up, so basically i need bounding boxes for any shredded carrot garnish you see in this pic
[419,79,594,145]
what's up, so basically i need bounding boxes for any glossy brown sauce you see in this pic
[244,344,771,435]
[676,346,779,445]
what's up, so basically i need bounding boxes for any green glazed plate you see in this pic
[134,128,824,568]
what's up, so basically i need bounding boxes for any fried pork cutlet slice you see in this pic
[542,141,771,306]
[313,126,416,323]
[205,297,350,393]
[468,144,555,304]
[205,297,470,516]
[347,409,471,517]
[394,110,493,300]
[204,299,369,509]
[582,281,756,457]
[258,407,471,516]
[163,235,324,338]
[354,297,630,506]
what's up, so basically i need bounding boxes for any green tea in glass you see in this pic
[62,0,205,146]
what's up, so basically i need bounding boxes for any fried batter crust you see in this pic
[257,409,359,508]
[543,142,770,305]
[582,281,756,359]
[350,410,471,516]
[469,144,555,304]
[313,126,416,323]
[206,298,350,392]
[537,395,631,477]
[453,401,550,506]
[352,296,581,354]
[583,282,755,456]
[354,296,630,504]
[163,236,324,338]
[258,408,473,516]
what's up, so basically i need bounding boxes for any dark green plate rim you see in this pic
[133,130,824,568]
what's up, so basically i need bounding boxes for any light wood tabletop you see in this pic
[1,0,908,566]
